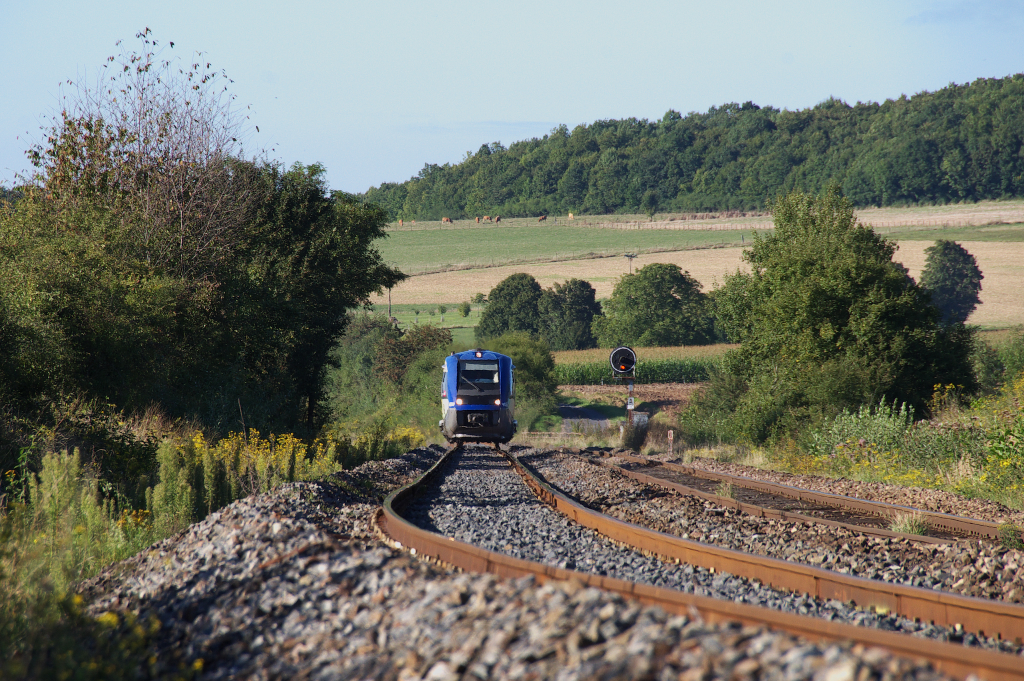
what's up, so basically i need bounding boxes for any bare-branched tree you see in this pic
[28,27,262,280]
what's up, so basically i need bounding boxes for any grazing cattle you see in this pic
[538,215,547,222]
[483,215,491,222]
[568,213,574,220]
[399,219,403,227]
[495,215,501,223]
[441,217,452,224]
[476,217,480,223]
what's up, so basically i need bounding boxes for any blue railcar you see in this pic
[439,349,517,444]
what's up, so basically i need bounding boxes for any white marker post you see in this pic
[668,429,674,457]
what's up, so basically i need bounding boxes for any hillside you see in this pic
[362,75,1024,219]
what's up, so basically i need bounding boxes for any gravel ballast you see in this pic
[529,449,1024,604]
[71,444,1011,679]
[405,446,1023,656]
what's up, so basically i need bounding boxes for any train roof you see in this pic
[449,348,509,361]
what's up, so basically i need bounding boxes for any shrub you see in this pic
[803,400,914,460]
[487,332,558,431]
[1000,327,1024,380]
[972,339,1005,394]
[998,523,1024,550]
[678,370,749,445]
[984,412,1024,494]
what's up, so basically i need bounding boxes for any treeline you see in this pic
[362,75,1024,218]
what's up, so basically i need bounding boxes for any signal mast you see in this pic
[609,346,640,425]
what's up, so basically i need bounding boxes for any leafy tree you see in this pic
[705,186,975,442]
[459,301,471,317]
[235,163,405,429]
[919,240,983,325]
[640,190,658,220]
[593,263,714,348]
[374,324,451,385]
[0,186,22,209]
[476,273,543,341]
[538,279,603,350]
[323,313,400,420]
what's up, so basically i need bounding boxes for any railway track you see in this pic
[584,449,1011,543]
[376,444,1024,681]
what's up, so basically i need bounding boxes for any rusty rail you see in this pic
[596,450,1011,540]
[585,454,951,544]
[507,453,1024,642]
[377,447,1024,681]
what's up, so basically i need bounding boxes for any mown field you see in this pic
[373,211,1024,329]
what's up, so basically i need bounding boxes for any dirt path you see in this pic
[557,404,610,433]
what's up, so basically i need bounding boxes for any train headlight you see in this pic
[455,397,463,405]
[494,398,501,405]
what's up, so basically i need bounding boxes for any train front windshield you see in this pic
[458,360,500,394]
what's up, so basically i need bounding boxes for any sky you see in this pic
[2,0,1023,194]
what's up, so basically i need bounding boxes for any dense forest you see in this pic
[362,75,1024,219]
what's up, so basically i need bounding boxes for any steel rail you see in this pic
[594,450,1011,541]
[584,453,951,544]
[507,452,1024,644]
[376,446,1024,681]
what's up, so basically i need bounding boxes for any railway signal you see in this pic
[609,346,637,376]
[610,346,638,424]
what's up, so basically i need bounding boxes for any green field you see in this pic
[377,223,760,275]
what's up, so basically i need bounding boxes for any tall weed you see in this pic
[803,399,913,460]
[784,380,1021,508]
[0,421,426,678]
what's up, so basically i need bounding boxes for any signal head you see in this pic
[609,346,637,375]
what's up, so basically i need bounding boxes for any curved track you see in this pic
[590,450,1013,542]
[376,445,1024,681]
